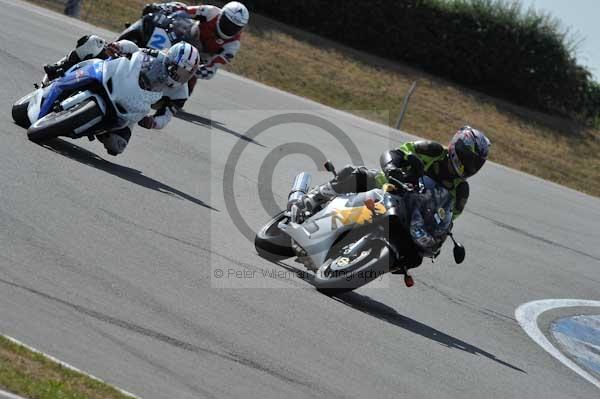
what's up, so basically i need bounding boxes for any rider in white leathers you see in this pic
[43,35,199,155]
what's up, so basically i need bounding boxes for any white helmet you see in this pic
[217,2,249,39]
[165,42,200,87]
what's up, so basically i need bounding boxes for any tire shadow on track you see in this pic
[40,138,219,211]
[333,292,526,373]
[174,111,265,147]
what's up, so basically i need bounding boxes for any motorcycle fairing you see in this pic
[283,189,390,267]
[25,53,162,137]
[38,60,103,119]
[147,27,172,49]
[101,52,162,127]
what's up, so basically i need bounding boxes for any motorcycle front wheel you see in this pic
[255,211,295,260]
[27,99,102,143]
[313,238,392,295]
[12,92,36,128]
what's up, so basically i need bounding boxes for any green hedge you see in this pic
[247,0,600,124]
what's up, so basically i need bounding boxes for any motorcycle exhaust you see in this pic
[287,172,311,210]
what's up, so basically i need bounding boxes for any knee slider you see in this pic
[102,133,128,156]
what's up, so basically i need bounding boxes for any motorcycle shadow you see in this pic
[40,138,219,211]
[174,111,265,147]
[269,260,525,372]
[332,292,526,374]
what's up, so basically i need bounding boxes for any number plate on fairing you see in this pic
[147,28,171,50]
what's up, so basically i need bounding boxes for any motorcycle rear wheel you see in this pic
[27,100,102,143]
[313,238,392,295]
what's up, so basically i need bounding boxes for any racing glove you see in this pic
[386,154,424,184]
[196,65,215,80]
[385,166,407,183]
[104,42,122,58]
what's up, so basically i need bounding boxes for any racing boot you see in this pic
[43,52,79,81]
[302,182,338,213]
[44,35,106,81]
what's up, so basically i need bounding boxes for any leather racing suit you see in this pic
[43,35,189,155]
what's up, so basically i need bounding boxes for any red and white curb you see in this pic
[1,335,140,399]
[515,299,600,390]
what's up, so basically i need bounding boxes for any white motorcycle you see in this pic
[11,52,161,143]
[255,162,466,293]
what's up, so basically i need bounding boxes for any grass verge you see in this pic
[0,335,134,399]
[27,0,600,197]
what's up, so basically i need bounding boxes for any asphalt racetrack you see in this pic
[1,1,599,398]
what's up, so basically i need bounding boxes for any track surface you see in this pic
[1,1,599,398]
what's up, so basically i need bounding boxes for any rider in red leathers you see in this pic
[142,2,249,89]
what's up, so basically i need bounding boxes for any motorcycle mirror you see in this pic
[453,243,466,264]
[324,160,337,176]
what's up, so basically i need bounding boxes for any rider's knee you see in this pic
[99,130,130,156]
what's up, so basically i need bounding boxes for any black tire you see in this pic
[27,100,102,143]
[255,211,295,260]
[12,92,35,128]
[313,239,392,295]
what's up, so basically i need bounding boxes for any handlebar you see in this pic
[386,175,423,194]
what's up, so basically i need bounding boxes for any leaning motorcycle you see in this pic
[117,12,198,51]
[11,52,161,143]
[255,162,466,294]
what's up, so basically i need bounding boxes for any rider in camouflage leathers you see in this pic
[303,126,491,270]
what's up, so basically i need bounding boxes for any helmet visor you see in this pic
[167,64,194,85]
[139,55,169,91]
[219,14,242,37]
[455,141,486,178]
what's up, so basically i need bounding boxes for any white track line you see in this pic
[2,335,140,399]
[515,299,600,389]
[0,389,26,399]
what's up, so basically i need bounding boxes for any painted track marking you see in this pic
[515,299,600,389]
[2,335,140,398]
